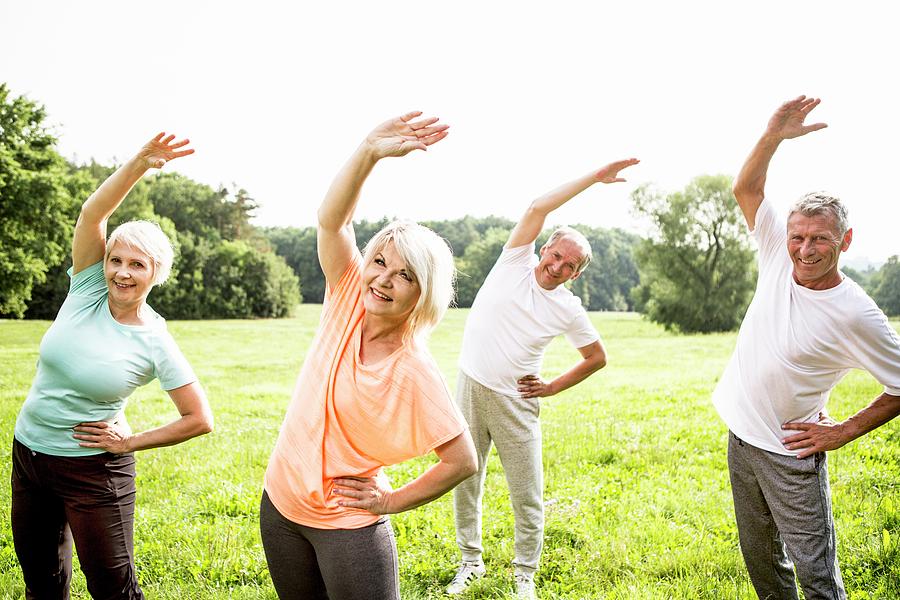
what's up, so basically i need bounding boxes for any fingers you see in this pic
[399,110,424,123]
[802,123,828,134]
[421,130,449,147]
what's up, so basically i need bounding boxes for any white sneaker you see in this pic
[515,572,536,600]
[445,560,486,594]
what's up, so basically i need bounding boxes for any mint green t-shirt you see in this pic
[14,261,196,456]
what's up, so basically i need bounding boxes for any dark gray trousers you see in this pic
[727,432,846,600]
[259,490,400,600]
[10,438,144,600]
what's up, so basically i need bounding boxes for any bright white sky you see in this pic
[2,1,898,264]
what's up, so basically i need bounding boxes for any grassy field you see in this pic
[1,309,898,599]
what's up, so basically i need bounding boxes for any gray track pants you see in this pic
[728,432,846,600]
[452,371,544,574]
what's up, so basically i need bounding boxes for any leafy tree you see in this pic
[569,226,641,311]
[872,255,900,316]
[455,227,511,307]
[0,84,79,317]
[630,175,756,333]
[263,226,324,303]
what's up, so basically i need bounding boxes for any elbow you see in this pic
[456,459,477,484]
[194,410,214,436]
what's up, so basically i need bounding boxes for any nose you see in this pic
[375,272,392,287]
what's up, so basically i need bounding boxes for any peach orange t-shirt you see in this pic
[264,254,467,529]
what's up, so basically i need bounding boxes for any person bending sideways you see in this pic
[11,133,214,599]
[447,159,638,599]
[260,112,477,600]
[715,96,900,600]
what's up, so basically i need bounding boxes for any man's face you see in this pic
[786,211,852,290]
[534,237,585,290]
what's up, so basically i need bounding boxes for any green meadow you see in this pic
[1,309,898,599]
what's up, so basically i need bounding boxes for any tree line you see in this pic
[3,83,898,331]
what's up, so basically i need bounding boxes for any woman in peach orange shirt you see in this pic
[261,112,477,599]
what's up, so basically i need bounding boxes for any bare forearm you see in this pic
[126,411,214,452]
[388,457,474,513]
[549,355,606,396]
[531,171,597,216]
[80,156,149,223]
[733,133,781,227]
[317,142,378,232]
[509,171,596,247]
[838,392,900,444]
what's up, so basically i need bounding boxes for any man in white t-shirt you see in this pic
[446,158,639,599]
[716,95,900,600]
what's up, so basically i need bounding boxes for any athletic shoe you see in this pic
[445,560,486,594]
[515,571,536,599]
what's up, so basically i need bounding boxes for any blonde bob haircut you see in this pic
[106,220,175,286]
[362,220,456,341]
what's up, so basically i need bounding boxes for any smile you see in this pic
[798,258,821,265]
[370,288,392,301]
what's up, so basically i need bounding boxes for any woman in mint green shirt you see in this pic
[11,133,214,599]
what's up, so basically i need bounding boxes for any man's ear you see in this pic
[841,228,853,252]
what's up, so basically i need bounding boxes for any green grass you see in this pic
[1,310,898,599]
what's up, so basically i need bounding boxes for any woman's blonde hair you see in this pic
[362,220,456,341]
[106,220,175,286]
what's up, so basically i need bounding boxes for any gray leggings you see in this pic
[259,490,400,600]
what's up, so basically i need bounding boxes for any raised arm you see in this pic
[733,96,827,229]
[316,112,449,287]
[506,159,639,249]
[72,133,194,274]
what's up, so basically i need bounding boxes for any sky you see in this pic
[2,1,898,265]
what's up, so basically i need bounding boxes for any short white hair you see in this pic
[106,220,175,286]
[362,220,456,341]
[789,192,849,236]
[542,226,593,274]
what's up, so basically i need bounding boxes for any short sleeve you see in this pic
[497,242,536,268]
[564,307,601,349]
[752,199,787,271]
[844,300,900,396]
[68,261,108,298]
[403,358,468,457]
[153,328,197,391]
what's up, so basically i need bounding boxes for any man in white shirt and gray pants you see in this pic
[716,95,900,600]
[446,158,638,599]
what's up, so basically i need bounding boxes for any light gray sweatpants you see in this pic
[728,431,846,600]
[452,371,544,574]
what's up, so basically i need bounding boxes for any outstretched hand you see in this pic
[365,112,449,159]
[766,96,828,141]
[137,132,195,169]
[593,158,640,184]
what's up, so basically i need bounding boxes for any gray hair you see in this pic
[106,220,175,286]
[788,192,849,236]
[363,220,456,341]
[542,226,593,274]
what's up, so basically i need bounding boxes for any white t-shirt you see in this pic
[458,242,600,396]
[712,199,900,455]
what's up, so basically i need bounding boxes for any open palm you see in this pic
[366,111,449,159]
[138,132,195,169]
[767,96,828,140]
